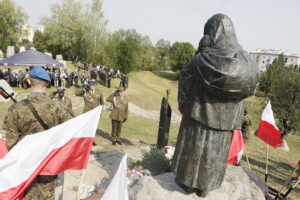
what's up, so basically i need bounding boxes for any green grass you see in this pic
[0,67,299,199]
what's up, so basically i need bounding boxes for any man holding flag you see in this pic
[3,66,74,199]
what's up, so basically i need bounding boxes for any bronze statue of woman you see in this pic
[172,14,259,197]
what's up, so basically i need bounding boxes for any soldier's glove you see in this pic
[52,91,58,95]
[123,118,127,123]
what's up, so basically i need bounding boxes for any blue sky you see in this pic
[15,0,300,54]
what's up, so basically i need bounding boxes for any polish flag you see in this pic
[257,101,282,148]
[102,155,128,200]
[227,130,244,165]
[0,136,8,159]
[0,106,102,200]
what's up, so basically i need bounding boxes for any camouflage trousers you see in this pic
[24,175,57,200]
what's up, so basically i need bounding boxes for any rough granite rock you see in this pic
[129,165,268,200]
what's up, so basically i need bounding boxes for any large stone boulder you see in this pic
[128,165,268,200]
[19,46,26,52]
[6,46,15,57]
[45,52,53,58]
[0,50,3,60]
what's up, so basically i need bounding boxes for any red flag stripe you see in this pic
[257,120,282,148]
[0,139,8,159]
[228,130,244,165]
[0,137,93,200]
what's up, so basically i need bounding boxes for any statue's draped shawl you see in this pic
[178,14,259,130]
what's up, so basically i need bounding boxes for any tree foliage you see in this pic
[155,39,171,70]
[170,42,195,71]
[29,0,199,74]
[39,0,107,61]
[269,66,300,135]
[0,0,27,54]
[259,54,300,135]
[33,30,47,52]
[114,29,143,73]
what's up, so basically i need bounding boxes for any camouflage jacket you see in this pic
[4,93,73,150]
[242,114,252,134]
[75,88,104,113]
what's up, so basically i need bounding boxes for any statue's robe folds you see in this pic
[172,14,259,193]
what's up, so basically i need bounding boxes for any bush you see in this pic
[141,147,171,176]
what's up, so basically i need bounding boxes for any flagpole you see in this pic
[77,169,86,200]
[244,145,251,170]
[61,172,64,200]
[283,178,300,198]
[265,144,269,183]
[276,162,299,198]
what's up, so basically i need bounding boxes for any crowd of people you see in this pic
[0,68,30,88]
[0,64,129,91]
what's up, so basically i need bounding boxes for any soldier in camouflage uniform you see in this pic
[49,87,73,111]
[75,79,104,113]
[4,66,73,200]
[241,106,252,143]
[106,87,128,145]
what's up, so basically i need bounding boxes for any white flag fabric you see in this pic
[102,155,128,200]
[0,106,102,200]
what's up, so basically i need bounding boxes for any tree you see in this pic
[40,0,107,61]
[260,54,300,135]
[0,0,27,54]
[138,36,156,71]
[113,29,143,73]
[155,39,171,70]
[260,54,285,94]
[40,0,85,59]
[19,39,32,50]
[33,30,47,52]
[170,42,195,71]
[83,0,108,63]
[269,65,300,136]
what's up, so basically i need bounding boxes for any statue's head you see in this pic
[201,14,241,50]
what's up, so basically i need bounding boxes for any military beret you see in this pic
[29,66,51,82]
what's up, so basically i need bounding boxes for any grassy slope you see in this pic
[0,67,299,199]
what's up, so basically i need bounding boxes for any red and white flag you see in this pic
[102,155,128,200]
[0,136,8,159]
[0,106,102,200]
[257,101,282,148]
[228,130,244,165]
